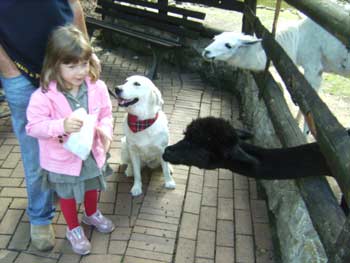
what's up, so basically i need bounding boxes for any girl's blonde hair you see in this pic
[41,24,99,91]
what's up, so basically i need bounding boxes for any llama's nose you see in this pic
[115,86,123,95]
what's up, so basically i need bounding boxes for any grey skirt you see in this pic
[41,153,113,203]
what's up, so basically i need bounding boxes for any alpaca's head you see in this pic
[202,32,261,62]
[163,117,258,169]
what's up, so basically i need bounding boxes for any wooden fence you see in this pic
[241,0,350,262]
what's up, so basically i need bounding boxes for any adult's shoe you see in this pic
[30,224,55,251]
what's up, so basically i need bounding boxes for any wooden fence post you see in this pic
[242,0,257,34]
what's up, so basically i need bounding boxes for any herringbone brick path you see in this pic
[0,45,275,263]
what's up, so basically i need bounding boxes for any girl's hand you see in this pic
[64,117,83,133]
[96,127,111,152]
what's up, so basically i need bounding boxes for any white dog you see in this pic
[115,75,176,196]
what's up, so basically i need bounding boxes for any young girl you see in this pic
[26,25,115,255]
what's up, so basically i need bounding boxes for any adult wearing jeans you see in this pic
[0,0,89,251]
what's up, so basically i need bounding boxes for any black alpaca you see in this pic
[163,117,331,179]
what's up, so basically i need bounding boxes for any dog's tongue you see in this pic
[118,98,131,106]
[117,97,139,107]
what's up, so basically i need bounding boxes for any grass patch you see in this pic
[322,73,350,97]
[257,0,292,9]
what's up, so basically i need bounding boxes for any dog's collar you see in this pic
[127,113,159,133]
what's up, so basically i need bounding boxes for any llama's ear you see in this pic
[235,128,253,140]
[229,144,259,165]
[241,39,261,46]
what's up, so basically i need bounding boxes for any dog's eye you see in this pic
[225,43,232,49]
[133,82,141,86]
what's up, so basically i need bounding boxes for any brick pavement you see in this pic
[0,45,275,262]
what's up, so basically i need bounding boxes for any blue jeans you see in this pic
[0,75,55,225]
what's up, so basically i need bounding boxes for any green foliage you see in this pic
[322,73,350,97]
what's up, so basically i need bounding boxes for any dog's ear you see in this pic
[151,86,164,108]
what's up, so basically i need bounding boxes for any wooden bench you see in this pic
[86,0,206,79]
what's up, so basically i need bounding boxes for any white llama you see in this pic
[202,18,350,133]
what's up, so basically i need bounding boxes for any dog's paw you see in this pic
[164,179,176,189]
[130,184,143,196]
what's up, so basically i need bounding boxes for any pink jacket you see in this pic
[26,78,113,176]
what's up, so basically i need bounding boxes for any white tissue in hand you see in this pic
[63,108,96,160]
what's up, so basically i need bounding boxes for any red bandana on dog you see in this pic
[127,113,158,133]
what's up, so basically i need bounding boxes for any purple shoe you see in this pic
[82,210,115,233]
[66,226,91,255]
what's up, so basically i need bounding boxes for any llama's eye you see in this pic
[225,43,232,49]
[133,82,141,86]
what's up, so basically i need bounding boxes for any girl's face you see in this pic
[59,60,89,90]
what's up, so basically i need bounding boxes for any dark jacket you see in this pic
[0,0,73,86]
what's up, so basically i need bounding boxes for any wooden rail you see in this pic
[243,9,350,262]
[253,70,345,261]
[256,22,350,204]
